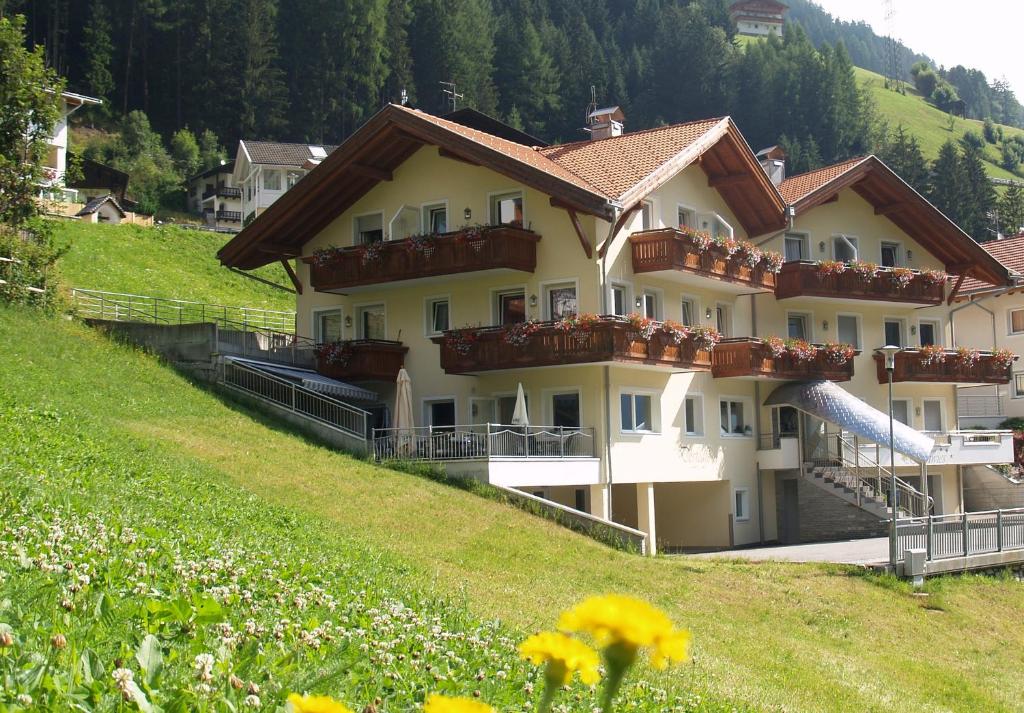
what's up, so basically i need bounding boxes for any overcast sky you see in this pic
[809,0,1023,97]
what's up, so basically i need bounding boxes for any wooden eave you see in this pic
[791,156,1011,288]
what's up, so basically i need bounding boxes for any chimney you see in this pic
[587,106,625,140]
[756,145,786,186]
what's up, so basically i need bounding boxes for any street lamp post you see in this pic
[878,345,901,570]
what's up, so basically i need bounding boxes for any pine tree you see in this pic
[382,0,416,106]
[959,141,996,240]
[81,0,114,111]
[494,13,561,137]
[929,140,966,225]
[1000,183,1024,236]
[232,0,288,139]
[880,125,930,195]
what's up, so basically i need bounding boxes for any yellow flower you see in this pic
[287,693,354,713]
[519,631,601,685]
[423,693,495,713]
[558,594,691,670]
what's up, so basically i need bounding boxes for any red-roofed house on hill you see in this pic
[729,0,787,38]
[218,103,1017,554]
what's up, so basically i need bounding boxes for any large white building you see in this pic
[38,91,101,202]
[729,0,787,37]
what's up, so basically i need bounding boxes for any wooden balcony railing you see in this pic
[775,262,945,304]
[874,349,1014,385]
[303,226,540,291]
[711,338,856,381]
[315,340,408,381]
[216,210,242,222]
[629,229,778,290]
[434,317,714,375]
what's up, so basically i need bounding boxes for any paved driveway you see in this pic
[688,537,889,565]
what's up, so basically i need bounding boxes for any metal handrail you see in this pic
[372,424,597,462]
[71,288,296,333]
[221,359,369,441]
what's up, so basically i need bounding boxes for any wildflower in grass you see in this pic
[559,595,691,712]
[287,693,355,713]
[520,631,601,712]
[423,694,495,713]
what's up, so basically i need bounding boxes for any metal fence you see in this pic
[71,288,296,334]
[372,424,596,462]
[221,359,369,441]
[896,508,1024,561]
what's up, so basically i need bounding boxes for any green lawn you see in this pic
[2,305,1024,711]
[52,220,295,311]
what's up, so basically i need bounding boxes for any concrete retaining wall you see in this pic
[963,465,1024,510]
[85,319,217,363]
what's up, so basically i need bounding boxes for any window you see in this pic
[574,488,587,512]
[787,312,810,340]
[263,170,281,190]
[496,290,526,325]
[313,308,343,343]
[425,399,456,429]
[423,203,447,234]
[837,314,860,349]
[919,320,940,347]
[620,393,654,433]
[716,303,732,338]
[355,213,383,245]
[491,192,523,227]
[720,399,750,437]
[923,400,943,432]
[641,290,660,320]
[425,298,449,336]
[641,201,655,230]
[551,393,581,428]
[1015,373,1024,398]
[892,399,911,427]
[883,319,905,348]
[832,235,858,262]
[680,298,697,327]
[734,488,750,522]
[684,395,703,436]
[784,233,808,262]
[677,206,696,229]
[545,283,578,320]
[1010,309,1024,335]
[357,304,386,340]
[286,170,303,189]
[880,242,902,267]
[610,283,630,316]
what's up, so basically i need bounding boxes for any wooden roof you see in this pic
[781,156,1011,288]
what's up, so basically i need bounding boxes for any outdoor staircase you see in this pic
[803,462,911,519]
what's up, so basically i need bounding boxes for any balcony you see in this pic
[204,186,242,200]
[756,432,800,470]
[303,225,540,293]
[434,316,715,375]
[711,338,856,381]
[874,349,1014,385]
[216,210,242,222]
[315,339,408,381]
[629,228,779,293]
[774,262,946,305]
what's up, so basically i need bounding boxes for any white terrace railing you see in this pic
[896,508,1024,562]
[71,288,296,334]
[372,424,597,462]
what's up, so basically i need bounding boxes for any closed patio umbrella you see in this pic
[512,382,529,426]
[394,367,415,458]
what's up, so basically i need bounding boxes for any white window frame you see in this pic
[733,487,751,522]
[352,210,385,246]
[683,393,704,437]
[262,169,281,191]
[619,388,659,435]
[488,189,524,227]
[422,396,458,428]
[640,199,658,231]
[676,203,697,230]
[491,284,529,325]
[835,312,862,350]
[424,295,451,337]
[540,278,580,321]
[1009,308,1024,336]
[831,234,859,262]
[883,317,907,349]
[1013,373,1024,398]
[880,240,904,268]
[420,199,450,234]
[311,306,344,343]
[922,398,945,433]
[891,398,913,428]
[354,301,387,340]
[543,387,583,428]
[918,318,942,348]
[716,302,733,338]
[609,280,633,317]
[719,396,753,439]
[680,295,700,327]
[786,310,814,342]
[784,232,810,262]
[639,287,663,320]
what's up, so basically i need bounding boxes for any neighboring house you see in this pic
[38,90,102,202]
[950,233,1024,428]
[76,194,125,224]
[729,0,787,37]
[219,103,1014,554]
[187,161,242,231]
[67,156,129,203]
[233,140,337,225]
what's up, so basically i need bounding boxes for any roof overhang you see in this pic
[790,156,1011,288]
[219,105,611,269]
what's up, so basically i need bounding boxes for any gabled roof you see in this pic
[76,194,125,217]
[239,140,338,167]
[218,104,787,270]
[780,155,1010,288]
[443,107,548,147]
[958,233,1024,295]
[188,161,235,183]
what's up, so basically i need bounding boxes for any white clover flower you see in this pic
[112,667,134,689]
[16,694,32,705]
[244,694,261,707]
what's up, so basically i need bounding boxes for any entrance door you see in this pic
[551,392,581,428]
[781,479,800,544]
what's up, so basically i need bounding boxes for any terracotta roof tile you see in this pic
[961,233,1024,292]
[537,119,723,200]
[778,157,868,204]
[242,140,338,166]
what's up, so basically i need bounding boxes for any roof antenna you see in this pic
[400,88,408,106]
[585,85,598,128]
[440,81,463,113]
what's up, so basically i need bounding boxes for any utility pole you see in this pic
[440,82,463,113]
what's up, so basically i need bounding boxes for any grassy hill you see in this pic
[3,303,1024,711]
[52,221,294,311]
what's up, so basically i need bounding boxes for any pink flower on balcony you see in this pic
[626,313,658,341]
[815,260,846,278]
[661,319,690,345]
[689,325,722,352]
[848,259,879,283]
[823,342,855,365]
[919,344,947,366]
[762,336,787,359]
[954,346,981,368]
[761,251,784,274]
[919,268,949,287]
[888,267,915,289]
[992,348,1017,370]
[783,338,817,363]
